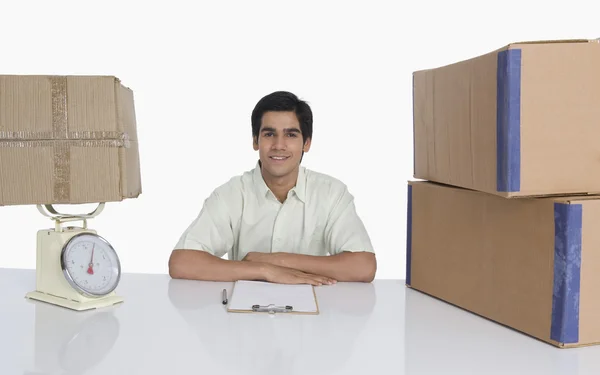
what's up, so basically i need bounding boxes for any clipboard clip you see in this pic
[252,304,293,314]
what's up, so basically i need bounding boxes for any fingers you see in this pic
[314,275,336,285]
[299,278,322,286]
[298,272,336,286]
[284,273,324,286]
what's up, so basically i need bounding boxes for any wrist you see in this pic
[270,252,289,267]
[255,262,273,280]
[229,259,267,281]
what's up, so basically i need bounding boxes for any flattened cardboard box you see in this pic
[0,75,141,205]
[413,38,600,198]
[406,181,600,348]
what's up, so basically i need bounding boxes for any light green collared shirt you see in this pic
[174,161,374,260]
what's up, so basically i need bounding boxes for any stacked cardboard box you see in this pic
[407,38,600,348]
[0,75,141,206]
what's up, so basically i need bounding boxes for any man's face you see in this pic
[253,111,311,179]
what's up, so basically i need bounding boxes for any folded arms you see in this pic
[168,249,376,284]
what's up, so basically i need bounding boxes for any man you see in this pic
[169,91,376,285]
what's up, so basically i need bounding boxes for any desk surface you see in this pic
[2,268,600,375]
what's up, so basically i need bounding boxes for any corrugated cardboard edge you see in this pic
[508,38,595,46]
[413,38,598,74]
[501,190,600,199]
[113,77,142,201]
[407,180,600,201]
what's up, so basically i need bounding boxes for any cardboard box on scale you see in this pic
[0,75,141,206]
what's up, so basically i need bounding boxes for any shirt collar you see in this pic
[253,160,306,203]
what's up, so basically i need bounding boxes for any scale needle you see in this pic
[87,244,95,275]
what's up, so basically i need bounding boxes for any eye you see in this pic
[263,132,274,137]
[287,133,298,137]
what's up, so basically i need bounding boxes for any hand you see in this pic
[262,263,336,286]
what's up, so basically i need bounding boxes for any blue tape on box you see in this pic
[496,49,522,192]
[551,202,583,344]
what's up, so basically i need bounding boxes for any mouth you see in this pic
[269,156,290,162]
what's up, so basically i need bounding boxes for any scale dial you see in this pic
[61,233,121,298]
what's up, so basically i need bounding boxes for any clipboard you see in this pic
[226,280,320,315]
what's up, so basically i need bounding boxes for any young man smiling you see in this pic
[169,91,376,285]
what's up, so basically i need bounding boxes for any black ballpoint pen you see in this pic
[222,289,228,305]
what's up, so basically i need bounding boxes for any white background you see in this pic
[0,0,598,279]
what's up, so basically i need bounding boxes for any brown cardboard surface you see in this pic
[412,38,600,198]
[407,180,600,347]
[0,75,141,205]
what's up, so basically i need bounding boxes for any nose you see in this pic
[271,135,286,150]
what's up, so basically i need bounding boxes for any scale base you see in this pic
[25,291,124,311]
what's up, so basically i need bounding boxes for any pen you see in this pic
[222,289,228,305]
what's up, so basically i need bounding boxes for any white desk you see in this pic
[2,268,600,375]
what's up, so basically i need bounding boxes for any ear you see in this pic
[303,137,312,152]
[253,136,259,151]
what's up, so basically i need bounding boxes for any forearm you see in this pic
[169,249,266,281]
[270,251,376,282]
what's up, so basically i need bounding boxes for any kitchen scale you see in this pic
[25,203,124,311]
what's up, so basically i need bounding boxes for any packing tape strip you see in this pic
[0,130,130,141]
[0,139,130,148]
[51,76,70,203]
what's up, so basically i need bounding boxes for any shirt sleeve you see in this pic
[323,185,375,255]
[173,190,234,258]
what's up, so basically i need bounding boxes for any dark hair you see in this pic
[251,91,313,144]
